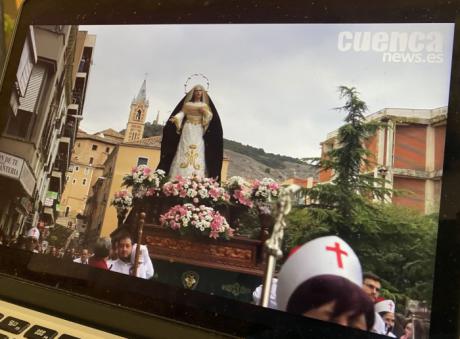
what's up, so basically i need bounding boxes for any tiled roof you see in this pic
[96,128,125,139]
[76,131,121,145]
[125,136,162,147]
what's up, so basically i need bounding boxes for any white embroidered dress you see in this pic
[169,101,213,178]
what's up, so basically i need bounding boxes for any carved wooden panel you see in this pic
[143,224,266,276]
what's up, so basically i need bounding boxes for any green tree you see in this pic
[284,86,438,310]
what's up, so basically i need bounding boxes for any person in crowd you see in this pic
[88,238,112,270]
[276,236,375,331]
[26,224,40,242]
[361,272,386,334]
[393,312,406,338]
[48,246,58,257]
[62,248,75,262]
[110,231,154,279]
[375,299,397,337]
[252,277,278,309]
[400,318,413,339]
[25,237,39,253]
[25,224,40,253]
[73,248,89,264]
[363,272,381,302]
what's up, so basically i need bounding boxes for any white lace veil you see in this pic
[182,84,210,107]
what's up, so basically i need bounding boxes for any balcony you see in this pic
[49,170,63,195]
[57,137,71,170]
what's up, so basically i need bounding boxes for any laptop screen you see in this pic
[0,19,456,338]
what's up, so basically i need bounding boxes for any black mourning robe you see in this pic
[157,95,223,181]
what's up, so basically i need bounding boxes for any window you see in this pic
[6,109,35,139]
[65,206,71,217]
[137,157,148,166]
[75,166,79,172]
[89,157,94,165]
[16,35,35,97]
[135,110,142,120]
[72,179,77,184]
[105,147,110,153]
[78,58,86,73]
[84,167,90,176]
[92,144,98,151]
[17,62,48,125]
[82,179,87,185]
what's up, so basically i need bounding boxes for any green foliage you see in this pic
[223,139,304,169]
[143,122,164,138]
[233,207,261,238]
[47,225,73,248]
[286,86,437,311]
[284,204,438,310]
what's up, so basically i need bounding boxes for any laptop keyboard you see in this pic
[0,300,124,339]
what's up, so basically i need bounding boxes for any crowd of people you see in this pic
[1,223,428,338]
[0,224,154,279]
[253,236,429,338]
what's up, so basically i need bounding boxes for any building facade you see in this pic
[319,107,447,214]
[0,26,95,237]
[58,129,122,226]
[85,137,163,239]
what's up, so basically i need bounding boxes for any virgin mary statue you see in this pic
[157,84,223,180]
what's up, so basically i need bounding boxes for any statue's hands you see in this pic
[169,116,182,134]
[198,107,205,114]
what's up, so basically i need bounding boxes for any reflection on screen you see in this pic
[0,23,454,337]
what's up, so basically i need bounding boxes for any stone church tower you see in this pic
[124,79,149,142]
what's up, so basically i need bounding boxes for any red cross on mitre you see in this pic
[326,242,348,269]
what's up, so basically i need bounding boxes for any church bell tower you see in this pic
[124,79,149,142]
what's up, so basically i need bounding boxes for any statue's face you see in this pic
[193,88,203,101]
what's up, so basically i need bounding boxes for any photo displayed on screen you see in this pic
[0,23,454,337]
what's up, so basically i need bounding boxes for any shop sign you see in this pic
[0,152,36,196]
[44,191,58,207]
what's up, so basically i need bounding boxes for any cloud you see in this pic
[79,24,454,158]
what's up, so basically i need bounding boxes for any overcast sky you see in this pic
[79,24,454,158]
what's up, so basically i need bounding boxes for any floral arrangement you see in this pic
[122,165,167,198]
[162,175,230,206]
[251,177,281,203]
[160,203,234,239]
[224,176,254,208]
[111,190,133,211]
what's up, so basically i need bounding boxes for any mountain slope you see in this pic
[138,122,318,180]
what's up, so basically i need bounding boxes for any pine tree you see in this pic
[285,86,437,310]
[307,86,389,223]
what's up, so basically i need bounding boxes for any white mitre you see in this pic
[375,299,396,314]
[277,235,363,311]
[27,227,40,240]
